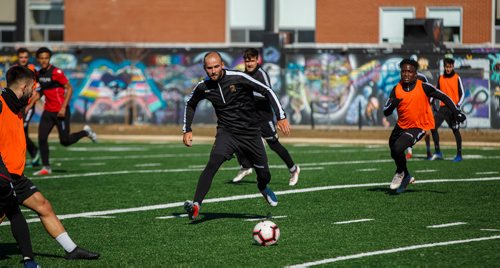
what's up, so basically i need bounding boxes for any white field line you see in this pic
[356,168,379,172]
[82,216,116,219]
[2,176,499,227]
[286,235,500,268]
[481,229,500,232]
[427,222,468,228]
[134,163,162,167]
[476,171,499,175]
[244,216,288,222]
[80,163,106,166]
[156,214,188,219]
[415,169,438,173]
[333,219,374,225]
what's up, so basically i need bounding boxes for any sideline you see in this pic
[2,176,499,226]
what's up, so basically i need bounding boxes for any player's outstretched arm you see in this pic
[183,132,193,147]
[277,118,291,136]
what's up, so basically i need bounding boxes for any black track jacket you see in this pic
[183,69,286,136]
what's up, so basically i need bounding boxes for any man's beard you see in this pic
[19,93,31,106]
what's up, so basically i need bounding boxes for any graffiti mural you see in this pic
[0,46,498,129]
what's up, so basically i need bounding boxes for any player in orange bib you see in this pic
[383,59,466,193]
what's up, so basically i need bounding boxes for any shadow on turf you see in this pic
[366,187,446,195]
[0,243,62,260]
[188,212,268,224]
[224,180,255,185]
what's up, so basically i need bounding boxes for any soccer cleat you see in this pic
[84,125,98,143]
[232,168,252,182]
[396,173,415,194]
[0,212,5,224]
[430,152,443,161]
[405,148,413,159]
[453,155,463,162]
[389,172,404,190]
[64,246,100,260]
[426,151,433,160]
[33,166,52,176]
[184,200,200,220]
[22,259,40,268]
[289,165,300,186]
[31,151,41,167]
[260,187,278,207]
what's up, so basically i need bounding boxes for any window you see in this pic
[28,0,64,42]
[228,0,265,43]
[380,8,415,43]
[427,7,462,43]
[0,26,15,42]
[228,0,315,43]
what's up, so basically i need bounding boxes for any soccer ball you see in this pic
[252,220,280,246]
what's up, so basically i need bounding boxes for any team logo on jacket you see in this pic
[229,85,236,93]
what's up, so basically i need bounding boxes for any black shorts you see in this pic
[212,128,268,167]
[12,174,39,204]
[435,106,458,130]
[255,99,278,140]
[389,125,426,148]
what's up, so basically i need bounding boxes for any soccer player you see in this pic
[384,59,465,193]
[31,47,97,176]
[0,66,40,267]
[430,57,465,162]
[183,51,290,220]
[16,47,40,167]
[232,48,300,186]
[1,66,100,259]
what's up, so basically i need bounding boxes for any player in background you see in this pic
[384,59,465,193]
[0,66,40,267]
[30,47,97,176]
[16,48,40,167]
[183,52,290,220]
[232,48,300,186]
[430,57,465,162]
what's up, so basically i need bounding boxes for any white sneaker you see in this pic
[232,168,252,182]
[289,165,300,186]
[390,172,404,190]
[84,125,97,143]
[34,166,52,176]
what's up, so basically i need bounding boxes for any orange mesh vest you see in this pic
[395,80,435,130]
[438,73,460,106]
[0,95,26,176]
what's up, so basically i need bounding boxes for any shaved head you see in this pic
[203,51,224,81]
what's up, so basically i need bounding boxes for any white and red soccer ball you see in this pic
[252,220,280,246]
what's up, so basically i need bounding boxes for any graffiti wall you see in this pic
[0,46,498,129]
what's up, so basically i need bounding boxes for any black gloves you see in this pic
[453,109,467,123]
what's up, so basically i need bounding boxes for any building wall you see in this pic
[64,0,226,43]
[316,0,491,44]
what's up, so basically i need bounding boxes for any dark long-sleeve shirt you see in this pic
[183,69,286,136]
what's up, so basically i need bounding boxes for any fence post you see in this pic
[310,101,315,129]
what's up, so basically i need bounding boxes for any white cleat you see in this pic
[390,172,404,190]
[289,165,300,186]
[232,168,253,182]
[84,125,97,143]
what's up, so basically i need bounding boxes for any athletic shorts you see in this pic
[435,106,458,130]
[255,99,278,140]
[12,174,39,204]
[389,125,426,148]
[212,128,268,168]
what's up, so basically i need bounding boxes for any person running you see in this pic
[430,57,465,162]
[383,59,465,194]
[16,47,40,167]
[232,48,300,186]
[0,66,40,267]
[31,47,97,176]
[1,66,100,260]
[183,51,290,220]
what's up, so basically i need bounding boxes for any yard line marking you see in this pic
[80,163,106,166]
[286,235,500,267]
[2,176,499,227]
[334,219,374,225]
[156,214,188,219]
[244,216,288,222]
[134,163,161,167]
[67,147,148,152]
[82,216,116,219]
[427,222,467,228]
[356,168,379,172]
[476,171,499,175]
[480,229,500,232]
[415,169,438,173]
